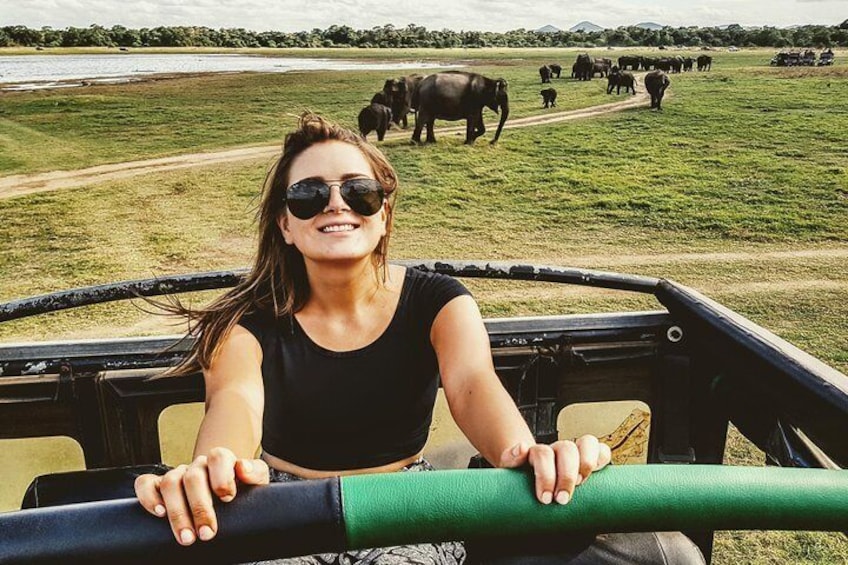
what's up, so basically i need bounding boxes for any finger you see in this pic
[159,465,197,546]
[598,442,613,469]
[553,440,581,505]
[575,435,601,484]
[235,458,271,486]
[134,473,167,518]
[207,447,239,502]
[527,444,555,504]
[498,442,532,468]
[183,457,218,542]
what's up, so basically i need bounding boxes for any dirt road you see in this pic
[0,88,650,200]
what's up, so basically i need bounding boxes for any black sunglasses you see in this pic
[285,178,385,220]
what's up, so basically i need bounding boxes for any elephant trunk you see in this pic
[490,99,509,144]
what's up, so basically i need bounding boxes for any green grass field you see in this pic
[0,47,846,562]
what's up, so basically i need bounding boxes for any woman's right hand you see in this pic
[134,447,270,545]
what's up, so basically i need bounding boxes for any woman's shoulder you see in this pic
[237,307,288,342]
[401,267,473,319]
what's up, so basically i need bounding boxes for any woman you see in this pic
[135,114,700,564]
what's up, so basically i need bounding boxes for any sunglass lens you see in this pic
[341,179,384,216]
[286,180,328,219]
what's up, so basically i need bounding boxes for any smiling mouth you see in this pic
[320,224,358,233]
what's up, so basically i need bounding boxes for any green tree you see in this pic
[4,25,43,46]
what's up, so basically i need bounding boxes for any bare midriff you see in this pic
[261,449,425,479]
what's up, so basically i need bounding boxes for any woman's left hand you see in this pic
[498,435,612,505]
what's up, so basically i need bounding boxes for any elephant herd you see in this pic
[358,71,509,145]
[540,56,614,82]
[617,54,712,73]
[356,51,690,145]
[539,53,672,109]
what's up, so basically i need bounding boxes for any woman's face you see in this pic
[279,140,388,266]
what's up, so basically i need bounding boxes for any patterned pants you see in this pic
[245,459,466,565]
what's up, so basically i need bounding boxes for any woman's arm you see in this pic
[433,295,611,505]
[135,325,269,545]
[194,324,265,459]
[431,296,534,463]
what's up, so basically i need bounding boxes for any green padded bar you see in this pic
[341,466,848,549]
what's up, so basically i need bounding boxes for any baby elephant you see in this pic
[358,102,392,141]
[607,70,636,95]
[540,88,557,108]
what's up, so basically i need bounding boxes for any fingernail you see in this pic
[576,474,584,486]
[198,525,214,541]
[180,529,195,545]
[221,494,234,503]
[541,491,553,504]
[242,460,253,473]
[154,504,166,517]
[511,444,521,457]
[556,491,570,505]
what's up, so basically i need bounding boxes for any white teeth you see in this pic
[321,224,356,233]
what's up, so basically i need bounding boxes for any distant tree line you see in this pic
[2,21,848,49]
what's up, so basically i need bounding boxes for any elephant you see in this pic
[655,58,673,72]
[573,53,593,81]
[607,69,636,95]
[592,61,609,77]
[641,57,658,70]
[682,57,694,72]
[370,90,391,106]
[697,55,712,71]
[670,56,683,73]
[540,87,557,108]
[358,102,392,141]
[592,57,612,77]
[549,63,562,78]
[644,70,670,110]
[606,70,619,94]
[618,55,641,70]
[539,65,552,84]
[383,74,424,128]
[411,71,509,145]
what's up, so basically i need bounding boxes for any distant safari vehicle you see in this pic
[1,262,847,562]
[819,49,835,66]
[801,49,817,66]
[771,51,802,66]
[770,50,818,67]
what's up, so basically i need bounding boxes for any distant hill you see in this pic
[634,22,664,30]
[716,23,761,30]
[535,25,562,34]
[570,21,604,32]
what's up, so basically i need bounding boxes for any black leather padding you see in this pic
[2,479,346,564]
[21,464,171,509]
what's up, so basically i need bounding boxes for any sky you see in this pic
[2,0,846,33]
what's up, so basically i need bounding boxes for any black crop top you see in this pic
[237,267,471,470]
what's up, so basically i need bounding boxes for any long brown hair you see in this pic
[162,113,398,377]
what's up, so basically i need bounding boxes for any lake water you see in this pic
[0,53,458,91]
